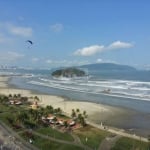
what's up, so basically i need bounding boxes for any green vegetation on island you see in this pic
[52,67,86,78]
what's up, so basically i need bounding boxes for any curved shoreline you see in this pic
[0,76,150,139]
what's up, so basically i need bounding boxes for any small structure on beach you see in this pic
[68,120,76,126]
[9,99,22,105]
[47,115,56,121]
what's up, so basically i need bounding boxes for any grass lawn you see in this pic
[0,111,13,123]
[111,137,149,150]
[20,132,84,150]
[74,125,110,149]
[36,127,74,142]
[0,104,10,112]
[8,105,27,112]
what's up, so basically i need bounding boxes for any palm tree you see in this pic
[32,109,40,123]
[18,93,21,97]
[80,116,86,127]
[77,113,82,121]
[71,109,76,118]
[46,105,54,114]
[54,107,62,114]
[83,110,88,118]
[13,94,17,99]
[77,113,86,127]
[76,108,80,113]
[3,96,9,103]
[34,96,40,101]
[39,107,45,116]
[28,108,34,121]
[8,94,12,98]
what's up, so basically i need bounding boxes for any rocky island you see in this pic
[51,67,86,78]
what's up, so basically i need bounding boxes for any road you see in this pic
[0,120,38,150]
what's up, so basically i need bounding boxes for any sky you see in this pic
[0,0,150,69]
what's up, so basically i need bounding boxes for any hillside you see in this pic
[80,63,136,71]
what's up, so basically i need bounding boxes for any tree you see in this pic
[38,107,45,116]
[46,105,54,114]
[17,93,21,98]
[64,121,68,128]
[77,113,86,127]
[32,109,40,123]
[76,108,80,113]
[3,96,9,103]
[78,113,82,120]
[80,116,86,127]
[54,107,62,114]
[71,109,76,118]
[8,94,12,98]
[34,96,40,101]
[13,94,17,99]
[83,110,88,118]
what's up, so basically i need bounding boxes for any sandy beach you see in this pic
[0,76,139,127]
[0,76,149,142]
[0,76,124,123]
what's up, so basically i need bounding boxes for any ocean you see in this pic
[2,68,149,111]
[1,68,150,136]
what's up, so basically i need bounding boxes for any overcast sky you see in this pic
[0,0,150,68]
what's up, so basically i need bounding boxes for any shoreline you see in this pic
[0,76,119,123]
[29,80,150,102]
[0,76,149,141]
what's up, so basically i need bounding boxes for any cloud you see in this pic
[73,41,133,56]
[108,41,133,50]
[74,45,104,56]
[0,22,33,37]
[0,51,24,62]
[7,24,32,37]
[50,23,63,32]
[96,59,118,64]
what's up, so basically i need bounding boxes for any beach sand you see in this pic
[0,76,149,142]
[0,76,125,123]
[1,76,136,137]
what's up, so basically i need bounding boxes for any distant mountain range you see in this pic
[79,63,136,72]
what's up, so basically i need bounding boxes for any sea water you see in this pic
[1,68,150,136]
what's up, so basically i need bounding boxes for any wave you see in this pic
[28,80,150,102]
[38,78,150,91]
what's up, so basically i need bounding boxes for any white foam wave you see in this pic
[28,80,150,102]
